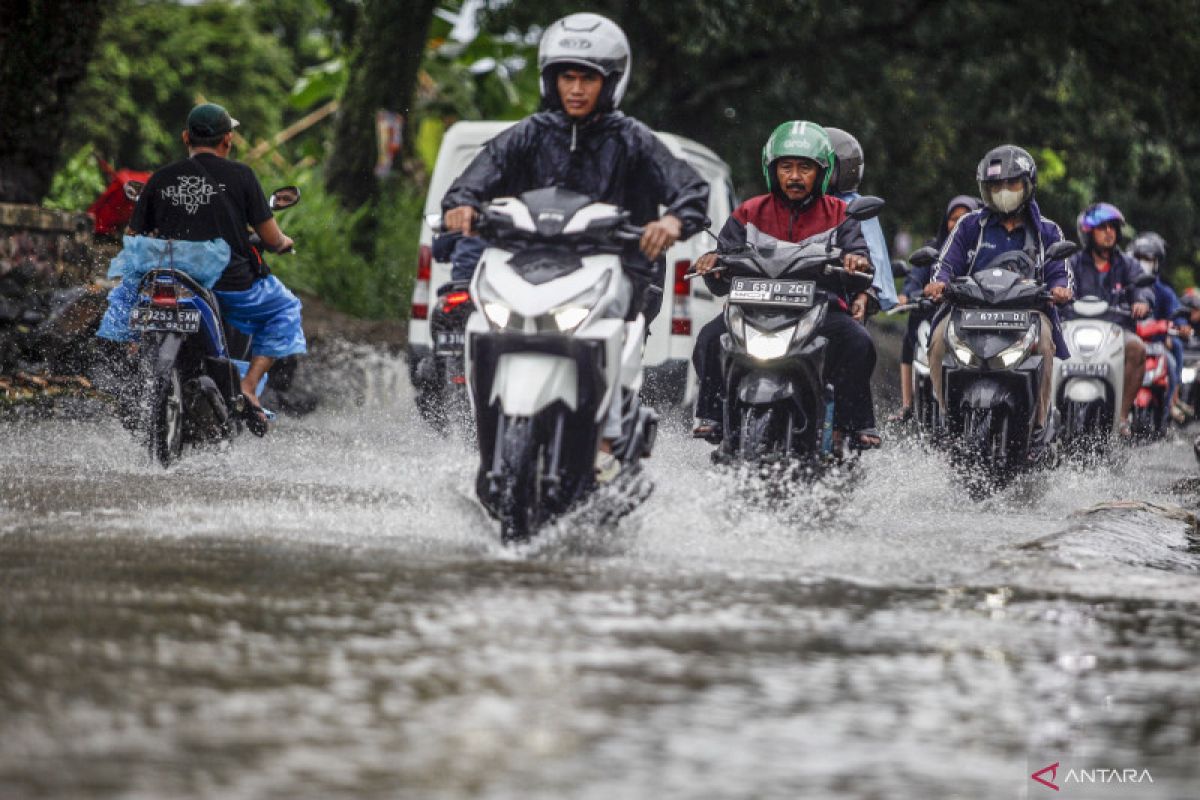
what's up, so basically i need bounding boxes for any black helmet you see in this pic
[976,145,1037,215]
[826,127,864,194]
[1130,231,1167,275]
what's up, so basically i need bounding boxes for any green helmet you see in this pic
[761,120,835,196]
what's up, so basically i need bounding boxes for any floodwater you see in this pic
[1,344,1198,799]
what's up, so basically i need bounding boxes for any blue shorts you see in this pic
[97,275,306,359]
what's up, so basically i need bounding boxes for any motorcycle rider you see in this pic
[892,194,981,422]
[97,102,305,434]
[825,127,898,315]
[1065,203,1154,435]
[439,12,710,474]
[924,145,1073,460]
[1129,231,1192,420]
[691,120,879,448]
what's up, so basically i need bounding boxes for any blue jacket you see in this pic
[1152,276,1188,323]
[934,199,1072,358]
[835,190,898,310]
[1065,248,1154,311]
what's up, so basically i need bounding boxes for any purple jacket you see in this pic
[934,199,1072,358]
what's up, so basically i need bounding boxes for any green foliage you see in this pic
[43,146,106,213]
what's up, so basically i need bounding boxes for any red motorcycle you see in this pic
[1131,319,1176,439]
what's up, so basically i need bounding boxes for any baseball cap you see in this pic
[186,103,239,137]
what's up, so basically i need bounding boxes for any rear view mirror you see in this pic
[425,213,446,233]
[269,186,301,210]
[124,180,145,201]
[1044,240,1078,261]
[890,258,910,278]
[846,195,885,221]
[908,246,939,268]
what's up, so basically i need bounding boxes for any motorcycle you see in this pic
[414,278,475,435]
[438,187,657,543]
[700,196,883,466]
[120,180,299,465]
[908,239,1078,493]
[1053,296,1133,452]
[1131,317,1178,440]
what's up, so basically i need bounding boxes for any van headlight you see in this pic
[947,321,980,366]
[990,323,1039,369]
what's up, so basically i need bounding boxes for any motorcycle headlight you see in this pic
[475,273,516,330]
[1071,325,1104,356]
[545,274,611,333]
[745,324,792,360]
[946,321,980,367]
[991,323,1039,369]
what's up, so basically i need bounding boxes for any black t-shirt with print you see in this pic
[128,153,273,291]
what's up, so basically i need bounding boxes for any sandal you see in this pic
[241,394,275,437]
[692,419,723,443]
[851,427,882,450]
[887,406,913,423]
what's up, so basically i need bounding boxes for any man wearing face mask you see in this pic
[924,145,1074,461]
[1065,203,1154,434]
[1129,231,1192,421]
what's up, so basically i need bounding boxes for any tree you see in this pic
[0,0,107,203]
[325,0,439,211]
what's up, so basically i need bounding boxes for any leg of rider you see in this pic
[896,321,916,417]
[819,310,878,437]
[692,315,728,423]
[1121,332,1147,425]
[241,356,275,406]
[928,317,951,419]
[1168,336,1183,407]
[602,274,641,456]
[1033,313,1055,429]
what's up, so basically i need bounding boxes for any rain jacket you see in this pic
[903,195,982,304]
[934,199,1073,358]
[1065,248,1155,316]
[834,190,897,309]
[702,192,870,310]
[441,109,710,284]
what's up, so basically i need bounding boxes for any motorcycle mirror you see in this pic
[425,213,447,233]
[891,258,910,278]
[846,195,885,221]
[269,186,301,210]
[1044,240,1078,261]
[1133,271,1157,288]
[124,180,145,201]
[908,246,939,268]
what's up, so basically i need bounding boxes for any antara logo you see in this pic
[1031,762,1154,791]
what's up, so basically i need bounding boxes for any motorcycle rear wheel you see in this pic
[144,359,184,467]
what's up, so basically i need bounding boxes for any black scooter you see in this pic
[909,239,1078,494]
[701,196,882,466]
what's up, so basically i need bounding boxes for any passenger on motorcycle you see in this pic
[97,103,305,432]
[439,13,709,473]
[892,194,981,422]
[826,127,898,314]
[1130,231,1192,419]
[691,120,879,449]
[1064,203,1155,434]
[924,145,1073,459]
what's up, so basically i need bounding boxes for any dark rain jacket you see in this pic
[934,199,1073,358]
[702,192,870,311]
[1065,248,1155,319]
[441,109,710,284]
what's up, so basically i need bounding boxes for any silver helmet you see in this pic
[538,13,631,111]
[826,127,864,194]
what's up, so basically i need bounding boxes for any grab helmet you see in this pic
[761,121,835,197]
[976,145,1037,215]
[538,13,631,112]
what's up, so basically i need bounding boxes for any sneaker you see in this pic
[595,451,620,484]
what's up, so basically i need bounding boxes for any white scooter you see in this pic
[1053,295,1131,450]
[440,187,657,543]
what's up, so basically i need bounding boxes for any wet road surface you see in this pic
[2,349,1198,799]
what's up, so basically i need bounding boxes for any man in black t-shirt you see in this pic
[125,103,304,426]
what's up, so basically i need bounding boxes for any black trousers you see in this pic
[692,308,878,431]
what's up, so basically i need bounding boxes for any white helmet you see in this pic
[538,13,631,111]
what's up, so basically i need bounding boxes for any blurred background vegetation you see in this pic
[20,0,1200,317]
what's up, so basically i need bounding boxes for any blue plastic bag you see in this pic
[107,235,231,289]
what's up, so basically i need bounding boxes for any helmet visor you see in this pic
[981,177,1031,214]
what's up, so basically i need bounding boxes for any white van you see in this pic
[405,120,735,410]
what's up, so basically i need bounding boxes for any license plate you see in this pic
[434,331,465,352]
[959,309,1031,330]
[729,278,815,308]
[130,306,201,333]
[1062,362,1108,377]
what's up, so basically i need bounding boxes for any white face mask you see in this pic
[990,186,1026,214]
[1137,257,1158,275]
